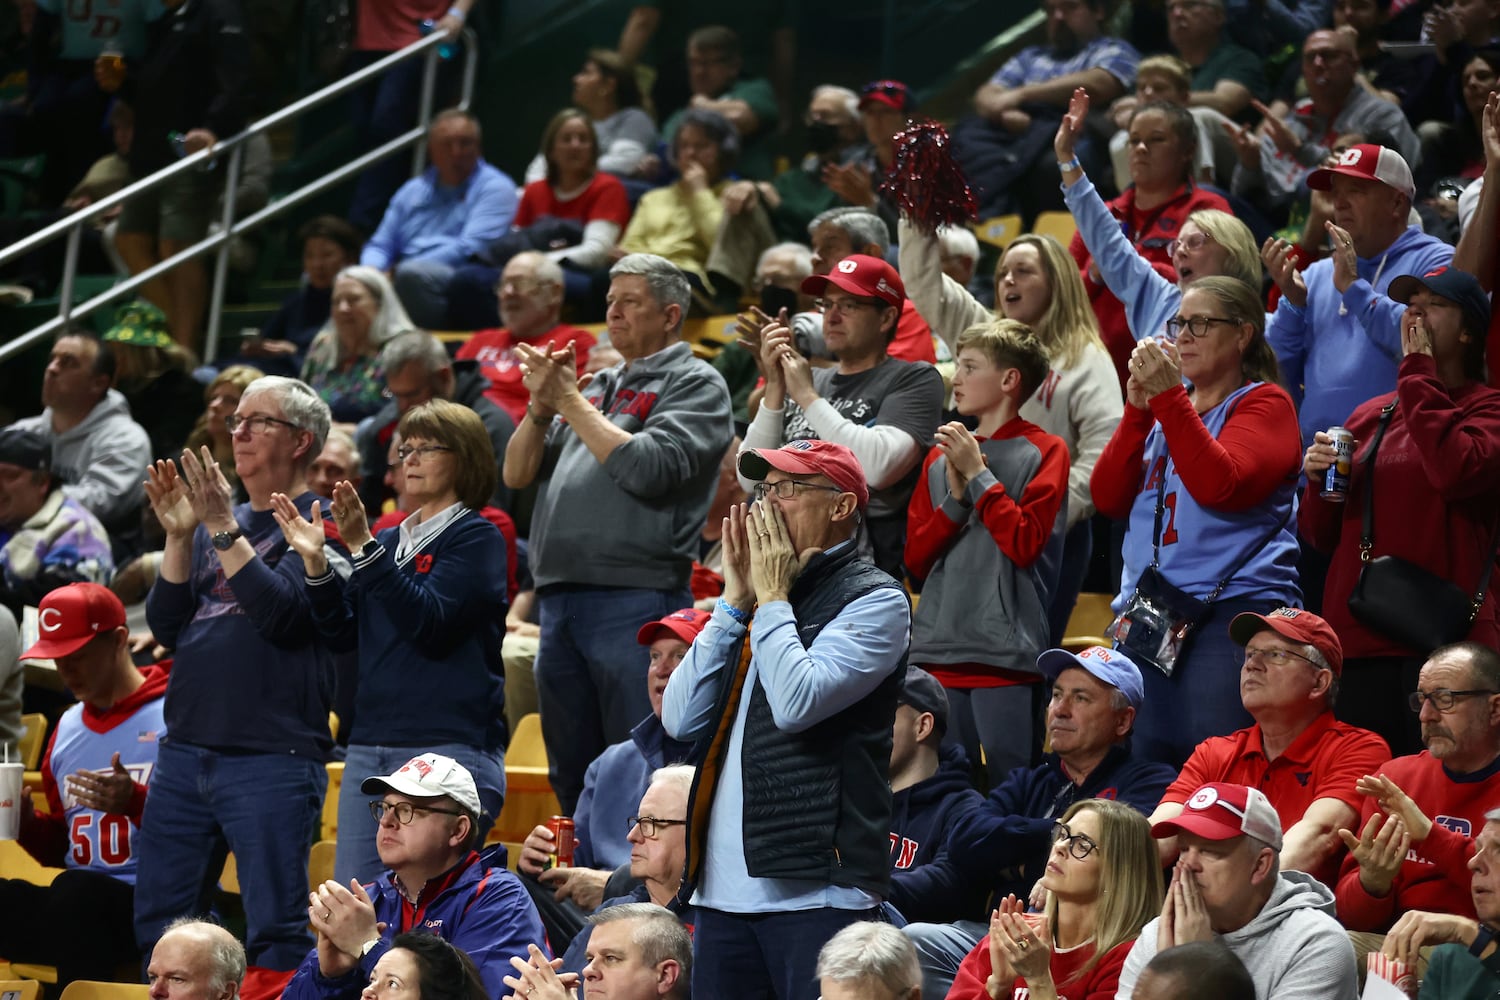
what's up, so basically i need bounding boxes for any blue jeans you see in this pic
[335,741,506,887]
[1132,595,1278,768]
[906,919,987,999]
[692,906,882,1000]
[346,52,459,233]
[133,741,326,970]
[535,585,690,813]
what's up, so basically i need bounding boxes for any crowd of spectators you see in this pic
[6,1,1500,999]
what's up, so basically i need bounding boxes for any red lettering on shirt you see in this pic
[415,554,433,574]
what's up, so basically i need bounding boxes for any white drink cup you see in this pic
[0,762,23,839]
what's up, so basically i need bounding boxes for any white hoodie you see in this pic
[12,388,152,529]
[1115,870,1358,1000]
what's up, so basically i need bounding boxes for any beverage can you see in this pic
[544,815,575,870]
[1321,426,1355,501]
[97,48,126,93]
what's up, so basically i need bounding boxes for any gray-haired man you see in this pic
[504,253,733,813]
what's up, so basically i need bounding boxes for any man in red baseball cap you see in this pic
[661,434,911,998]
[1149,606,1390,886]
[1,582,169,987]
[738,251,943,577]
[1114,781,1358,1000]
[515,607,709,947]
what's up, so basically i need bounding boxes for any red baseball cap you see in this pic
[21,583,126,660]
[739,439,871,511]
[1151,782,1284,850]
[801,254,906,310]
[1307,143,1415,200]
[859,80,914,112]
[1229,606,1343,676]
[637,608,712,646]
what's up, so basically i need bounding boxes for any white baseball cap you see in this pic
[1307,143,1415,201]
[361,753,482,817]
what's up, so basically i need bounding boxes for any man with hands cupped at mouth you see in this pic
[661,439,909,1000]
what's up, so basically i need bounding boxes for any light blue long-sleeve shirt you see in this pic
[1265,224,1452,444]
[661,555,910,912]
[1062,174,1181,342]
[360,160,517,270]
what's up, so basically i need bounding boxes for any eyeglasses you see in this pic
[628,815,687,838]
[225,414,299,435]
[753,480,845,501]
[1243,645,1320,668]
[1167,232,1215,257]
[396,444,453,462]
[1052,822,1100,860]
[818,297,884,315]
[1408,688,1499,713]
[368,800,466,825]
[1164,315,1238,341]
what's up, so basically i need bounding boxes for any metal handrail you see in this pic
[0,25,478,363]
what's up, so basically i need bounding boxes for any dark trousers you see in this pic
[692,906,882,1000]
[0,868,137,986]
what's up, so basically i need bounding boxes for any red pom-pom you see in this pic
[879,120,977,233]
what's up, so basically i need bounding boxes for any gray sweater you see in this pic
[529,341,733,590]
[1116,870,1359,1000]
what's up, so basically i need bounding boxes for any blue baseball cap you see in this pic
[1388,265,1492,337]
[1036,646,1144,709]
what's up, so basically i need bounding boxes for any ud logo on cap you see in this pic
[1188,787,1220,810]
[1079,647,1114,662]
[401,757,433,780]
[789,440,814,451]
[1267,608,1302,621]
[837,259,858,273]
[1338,147,1363,166]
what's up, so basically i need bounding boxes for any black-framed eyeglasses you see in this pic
[628,815,688,839]
[1167,232,1215,257]
[1052,822,1100,860]
[817,296,884,315]
[396,444,453,462]
[1243,645,1320,669]
[369,800,466,825]
[225,414,300,435]
[1408,688,1499,713]
[753,480,844,501]
[1164,315,1238,341]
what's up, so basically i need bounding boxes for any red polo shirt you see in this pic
[1163,711,1391,885]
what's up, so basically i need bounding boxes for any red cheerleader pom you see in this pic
[879,119,977,233]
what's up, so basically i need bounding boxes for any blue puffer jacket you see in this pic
[282,844,546,1000]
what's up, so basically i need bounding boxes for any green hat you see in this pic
[102,300,173,349]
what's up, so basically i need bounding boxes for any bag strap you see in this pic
[1150,470,1168,569]
[1358,402,1399,562]
[1358,400,1500,619]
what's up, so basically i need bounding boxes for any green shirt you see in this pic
[662,76,780,180]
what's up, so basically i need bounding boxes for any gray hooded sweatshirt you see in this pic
[12,388,152,529]
[1116,870,1358,1000]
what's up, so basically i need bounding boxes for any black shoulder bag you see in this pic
[1111,470,1291,676]
[1345,401,1499,653]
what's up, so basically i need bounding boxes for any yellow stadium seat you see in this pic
[0,840,61,887]
[7,968,53,988]
[17,715,44,770]
[1061,592,1118,653]
[309,839,336,889]
[491,713,560,843]
[0,979,41,1000]
[58,982,150,1000]
[1031,211,1078,248]
[322,762,344,842]
[971,214,1023,251]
